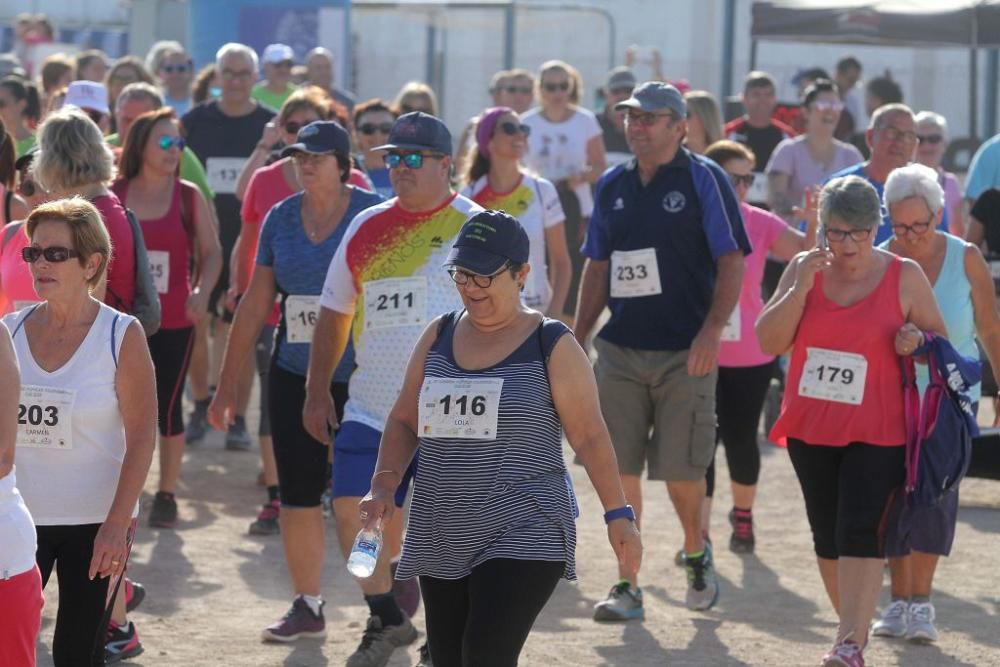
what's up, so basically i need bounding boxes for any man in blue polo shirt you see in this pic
[828,103,947,244]
[575,82,751,618]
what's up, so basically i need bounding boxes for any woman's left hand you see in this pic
[89,518,131,580]
[895,322,925,356]
[607,519,642,577]
[185,289,210,324]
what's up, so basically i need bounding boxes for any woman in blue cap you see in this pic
[359,209,641,666]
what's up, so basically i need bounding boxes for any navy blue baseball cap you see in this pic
[444,210,529,276]
[615,81,686,117]
[280,120,351,158]
[372,111,453,155]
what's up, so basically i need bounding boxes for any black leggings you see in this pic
[419,558,564,667]
[787,440,904,559]
[148,326,195,437]
[35,523,111,667]
[706,361,774,497]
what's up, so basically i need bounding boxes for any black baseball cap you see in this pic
[371,111,452,155]
[444,210,529,276]
[280,120,351,158]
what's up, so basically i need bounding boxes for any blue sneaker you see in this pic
[593,581,644,621]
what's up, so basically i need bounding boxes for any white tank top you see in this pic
[4,302,138,525]
[0,467,37,579]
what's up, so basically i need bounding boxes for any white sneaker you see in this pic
[871,599,908,638]
[906,601,939,643]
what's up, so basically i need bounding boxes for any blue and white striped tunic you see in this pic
[395,311,579,581]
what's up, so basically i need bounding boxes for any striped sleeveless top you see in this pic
[395,311,579,581]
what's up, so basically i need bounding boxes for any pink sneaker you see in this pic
[821,640,865,667]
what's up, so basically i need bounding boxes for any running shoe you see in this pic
[685,550,720,611]
[416,642,433,667]
[729,508,755,554]
[871,599,908,638]
[593,581,644,621]
[346,615,418,667]
[185,399,210,444]
[675,535,712,566]
[261,596,326,642]
[821,640,865,667]
[148,491,178,529]
[225,417,252,451]
[248,499,280,535]
[105,621,144,664]
[124,579,146,613]
[390,560,421,618]
[906,601,939,643]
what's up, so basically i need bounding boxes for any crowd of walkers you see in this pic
[1,20,999,667]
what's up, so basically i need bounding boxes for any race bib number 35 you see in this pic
[798,347,868,405]
[205,157,246,195]
[363,277,427,330]
[610,248,662,298]
[418,377,504,440]
[17,385,75,449]
[285,294,320,344]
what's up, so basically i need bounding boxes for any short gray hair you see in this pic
[145,40,186,75]
[884,163,944,214]
[34,108,116,192]
[869,103,914,131]
[306,47,333,63]
[216,42,258,72]
[116,82,163,113]
[819,176,882,230]
[914,110,948,140]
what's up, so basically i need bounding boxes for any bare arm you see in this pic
[756,251,822,356]
[543,222,572,318]
[966,245,1000,381]
[573,258,609,345]
[582,135,607,186]
[235,123,280,201]
[303,306,354,444]
[767,172,796,222]
[0,326,19,480]
[898,259,948,337]
[770,226,809,262]
[185,189,223,323]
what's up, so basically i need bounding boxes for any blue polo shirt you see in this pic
[827,162,948,245]
[582,149,751,351]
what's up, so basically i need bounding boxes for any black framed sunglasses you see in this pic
[729,173,756,188]
[22,246,80,263]
[917,134,944,145]
[161,63,190,74]
[502,85,533,95]
[496,121,530,137]
[359,122,393,136]
[542,81,570,93]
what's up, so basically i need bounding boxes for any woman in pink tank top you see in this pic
[756,176,946,667]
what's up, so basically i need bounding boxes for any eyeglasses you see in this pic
[823,227,873,243]
[22,246,80,263]
[917,134,944,145]
[878,126,918,144]
[383,152,443,169]
[496,121,531,137]
[448,264,509,288]
[542,81,570,93]
[728,173,756,188]
[292,151,335,165]
[624,111,675,127]
[811,100,845,112]
[502,85,533,95]
[157,135,185,151]
[161,64,190,74]
[284,120,319,136]
[359,122,393,136]
[891,217,934,237]
[221,69,253,82]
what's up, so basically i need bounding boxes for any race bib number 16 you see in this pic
[798,347,868,405]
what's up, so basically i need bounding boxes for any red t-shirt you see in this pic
[92,193,136,314]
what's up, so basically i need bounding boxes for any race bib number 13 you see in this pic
[798,347,868,405]
[610,248,662,298]
[205,157,245,195]
[17,385,75,449]
[363,277,427,330]
[418,377,504,440]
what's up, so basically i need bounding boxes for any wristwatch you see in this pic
[603,505,636,524]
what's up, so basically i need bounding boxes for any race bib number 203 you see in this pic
[17,385,75,449]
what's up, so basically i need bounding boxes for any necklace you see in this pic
[303,188,349,239]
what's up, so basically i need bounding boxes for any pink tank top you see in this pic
[0,221,38,314]
[769,255,906,448]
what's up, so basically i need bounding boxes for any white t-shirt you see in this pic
[461,173,565,311]
[320,194,484,432]
[521,106,602,216]
[4,303,138,525]
[0,468,37,579]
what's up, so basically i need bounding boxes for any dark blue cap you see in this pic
[371,111,452,155]
[280,120,351,158]
[444,210,529,275]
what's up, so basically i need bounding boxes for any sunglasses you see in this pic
[496,121,531,137]
[284,120,318,136]
[383,153,443,169]
[161,64,190,74]
[22,246,79,263]
[542,81,570,93]
[917,134,944,145]
[359,122,393,136]
[811,100,845,112]
[502,85,533,95]
[157,135,186,151]
[729,173,756,188]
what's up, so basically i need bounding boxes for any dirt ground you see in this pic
[36,389,1000,667]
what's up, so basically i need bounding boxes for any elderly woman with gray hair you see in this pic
[913,112,963,237]
[867,163,1000,644]
[757,175,946,667]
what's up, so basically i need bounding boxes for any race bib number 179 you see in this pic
[798,347,868,405]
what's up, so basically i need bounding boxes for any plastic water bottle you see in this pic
[346,528,382,578]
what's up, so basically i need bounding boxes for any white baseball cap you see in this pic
[64,80,110,115]
[262,43,295,65]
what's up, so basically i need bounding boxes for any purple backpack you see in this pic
[901,334,980,508]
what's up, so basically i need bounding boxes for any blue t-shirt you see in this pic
[365,166,394,200]
[965,134,1000,202]
[582,149,751,351]
[827,162,948,245]
[257,187,384,379]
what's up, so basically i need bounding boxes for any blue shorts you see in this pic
[332,420,415,507]
[885,487,959,557]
